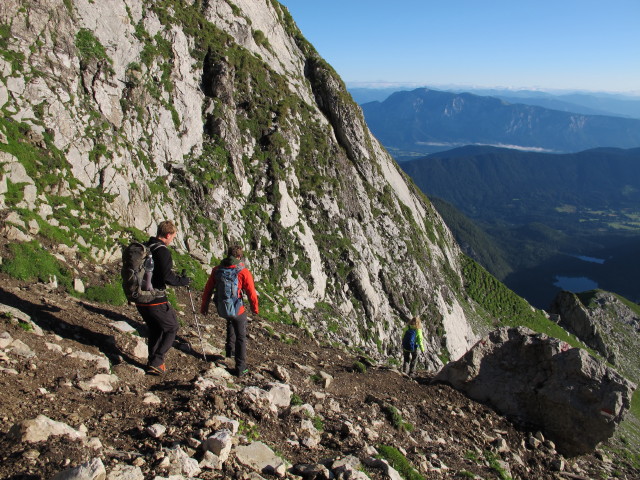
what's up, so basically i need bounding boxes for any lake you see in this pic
[553,276,599,292]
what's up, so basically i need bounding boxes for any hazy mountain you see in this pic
[361,89,640,156]
[349,85,640,119]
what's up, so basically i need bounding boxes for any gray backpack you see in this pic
[121,241,165,303]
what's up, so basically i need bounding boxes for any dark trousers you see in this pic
[137,302,179,368]
[403,350,418,374]
[225,312,247,372]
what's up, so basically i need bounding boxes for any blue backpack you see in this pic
[402,328,418,352]
[214,266,245,317]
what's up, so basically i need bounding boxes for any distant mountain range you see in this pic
[350,86,640,119]
[359,89,640,156]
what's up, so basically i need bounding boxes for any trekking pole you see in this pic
[183,271,207,361]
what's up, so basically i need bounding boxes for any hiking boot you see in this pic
[147,364,166,375]
[236,368,249,377]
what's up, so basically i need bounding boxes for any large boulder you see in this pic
[436,326,636,456]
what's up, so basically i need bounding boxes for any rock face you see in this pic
[550,290,640,382]
[436,327,636,456]
[0,0,480,364]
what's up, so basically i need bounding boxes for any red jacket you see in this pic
[200,261,259,316]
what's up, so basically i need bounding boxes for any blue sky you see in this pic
[278,0,640,94]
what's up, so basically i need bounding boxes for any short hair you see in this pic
[157,220,177,238]
[409,316,422,329]
[227,244,243,259]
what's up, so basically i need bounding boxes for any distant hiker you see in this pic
[402,316,425,376]
[135,220,191,375]
[200,244,259,377]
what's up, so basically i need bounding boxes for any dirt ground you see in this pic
[0,269,638,480]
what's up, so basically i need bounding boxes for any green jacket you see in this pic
[402,326,425,352]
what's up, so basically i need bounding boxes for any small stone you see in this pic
[146,424,166,438]
[551,458,565,471]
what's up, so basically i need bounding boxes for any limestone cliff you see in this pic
[0,0,482,365]
[550,290,640,384]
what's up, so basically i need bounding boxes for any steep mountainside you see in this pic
[360,88,640,156]
[0,0,489,367]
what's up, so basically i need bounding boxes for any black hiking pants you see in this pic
[403,350,418,374]
[137,302,179,368]
[225,312,247,374]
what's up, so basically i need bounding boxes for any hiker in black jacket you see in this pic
[136,220,190,375]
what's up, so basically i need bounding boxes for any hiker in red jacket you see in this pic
[200,245,259,376]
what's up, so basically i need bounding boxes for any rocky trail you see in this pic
[0,273,636,480]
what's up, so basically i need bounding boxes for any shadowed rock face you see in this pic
[436,326,636,456]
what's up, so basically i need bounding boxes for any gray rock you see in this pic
[203,415,239,434]
[241,386,278,417]
[9,415,86,443]
[146,424,167,438]
[298,419,321,449]
[266,382,292,408]
[142,393,162,404]
[106,464,144,480]
[272,364,290,382]
[51,458,106,480]
[0,303,43,335]
[68,351,111,372]
[291,463,331,479]
[198,450,220,470]
[166,446,201,478]
[235,441,287,477]
[363,457,402,480]
[436,326,636,456]
[78,374,118,393]
[202,429,233,467]
[331,454,362,476]
[7,339,35,358]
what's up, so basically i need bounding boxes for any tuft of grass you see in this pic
[382,404,414,432]
[290,393,303,406]
[1,241,72,289]
[376,445,426,480]
[75,28,111,63]
[83,282,127,306]
[483,451,512,480]
[18,321,33,332]
[353,361,367,373]
[311,415,324,431]
[238,420,260,441]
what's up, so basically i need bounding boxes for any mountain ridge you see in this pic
[361,88,640,156]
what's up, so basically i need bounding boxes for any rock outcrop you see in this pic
[550,290,640,382]
[436,326,636,456]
